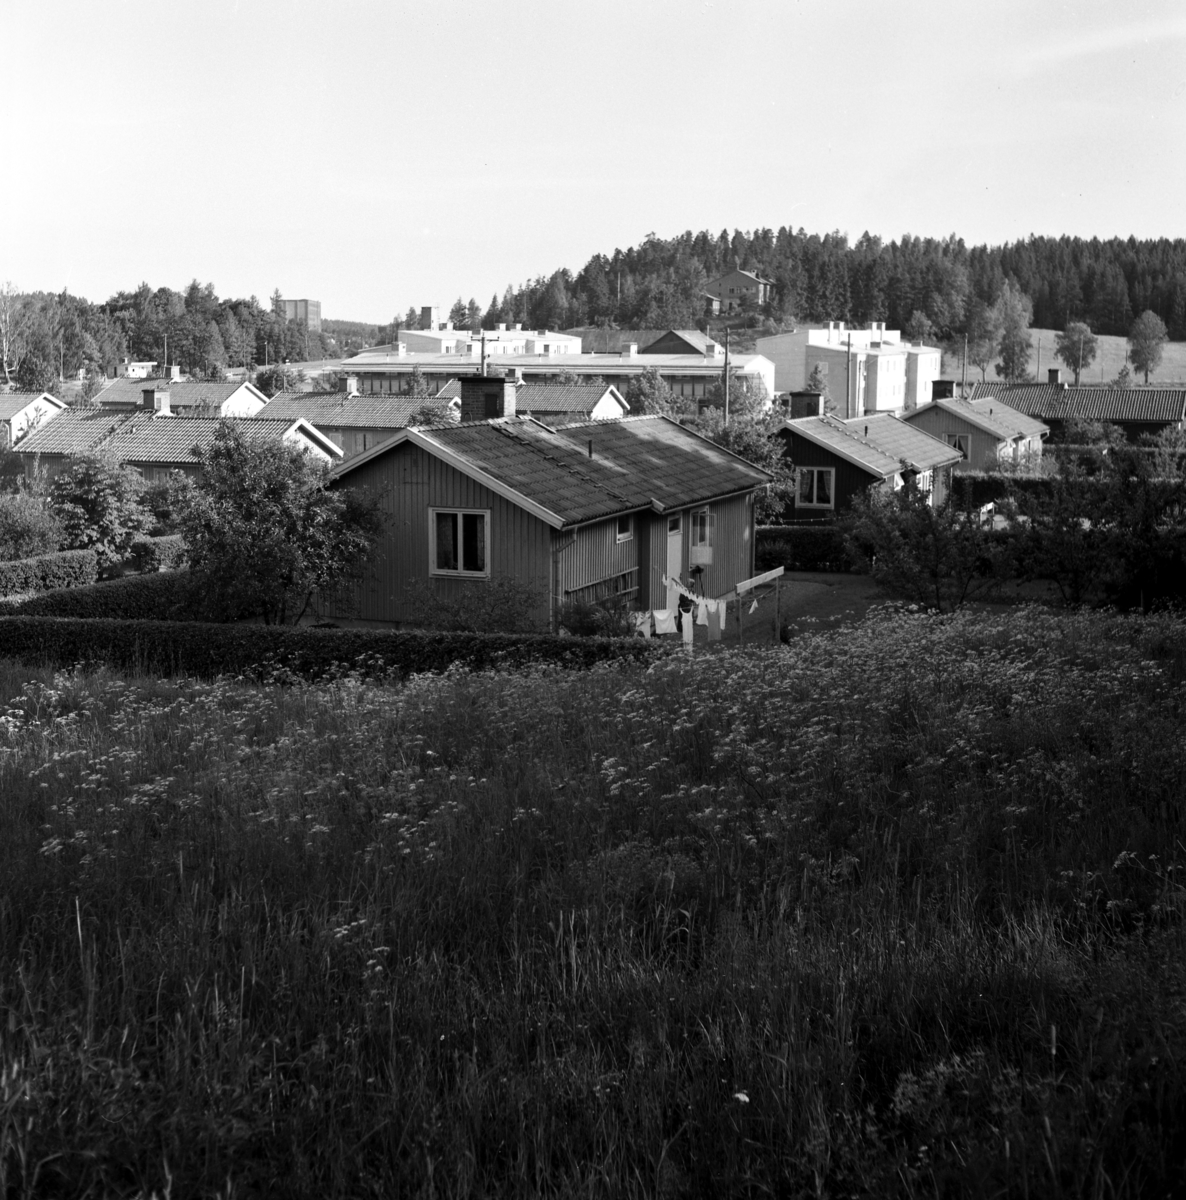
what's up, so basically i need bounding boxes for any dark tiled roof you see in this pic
[93,377,259,410]
[639,330,719,355]
[785,414,961,477]
[261,390,430,427]
[382,415,771,527]
[515,383,626,415]
[968,382,1186,425]
[435,380,462,399]
[16,411,332,464]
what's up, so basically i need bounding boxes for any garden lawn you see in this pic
[2,606,1186,1196]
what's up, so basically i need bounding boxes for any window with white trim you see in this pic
[615,514,633,543]
[797,467,834,509]
[690,507,715,564]
[430,508,489,577]
[947,433,969,460]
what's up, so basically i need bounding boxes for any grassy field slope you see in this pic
[2,608,1186,1196]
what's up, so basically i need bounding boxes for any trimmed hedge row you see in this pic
[950,473,1110,508]
[756,525,852,573]
[0,570,194,619]
[0,616,668,680]
[0,548,99,598]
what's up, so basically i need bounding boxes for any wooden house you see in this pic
[16,404,340,481]
[967,380,1185,443]
[331,375,772,628]
[0,391,66,448]
[778,413,963,521]
[514,382,629,424]
[93,377,269,417]
[903,396,1047,471]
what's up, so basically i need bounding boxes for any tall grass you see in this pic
[2,606,1186,1196]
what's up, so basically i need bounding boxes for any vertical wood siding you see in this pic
[779,430,881,521]
[336,443,552,625]
[906,408,1002,472]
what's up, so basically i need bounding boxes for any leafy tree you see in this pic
[1054,321,1097,385]
[175,422,381,624]
[0,492,61,560]
[806,363,835,414]
[842,482,1009,611]
[404,306,420,331]
[992,281,1033,384]
[0,281,28,385]
[448,297,468,327]
[465,298,482,333]
[1128,310,1168,384]
[694,406,795,523]
[903,309,936,346]
[15,351,59,395]
[253,365,303,396]
[1112,363,1134,388]
[965,301,1002,383]
[624,367,693,419]
[406,401,458,427]
[48,453,150,563]
[405,366,435,400]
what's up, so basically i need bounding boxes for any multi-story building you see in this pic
[394,322,583,358]
[704,269,774,313]
[756,322,941,415]
[282,298,322,333]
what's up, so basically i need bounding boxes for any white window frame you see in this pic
[615,514,633,544]
[690,506,715,565]
[947,433,969,460]
[429,507,491,578]
[797,467,835,509]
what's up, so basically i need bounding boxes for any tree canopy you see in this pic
[1054,321,1098,385]
[1128,310,1168,384]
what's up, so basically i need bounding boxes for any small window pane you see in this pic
[816,471,832,505]
[435,512,458,571]
[461,513,486,572]
[799,471,815,504]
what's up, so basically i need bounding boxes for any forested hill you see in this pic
[467,230,1186,343]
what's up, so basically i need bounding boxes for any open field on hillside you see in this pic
[945,328,1186,387]
[3,607,1186,1196]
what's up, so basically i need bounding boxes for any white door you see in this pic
[666,514,682,608]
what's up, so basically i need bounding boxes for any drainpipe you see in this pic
[550,531,576,631]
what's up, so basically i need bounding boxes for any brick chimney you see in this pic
[142,387,171,416]
[460,373,517,422]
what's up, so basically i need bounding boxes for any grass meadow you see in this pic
[3,606,1186,1197]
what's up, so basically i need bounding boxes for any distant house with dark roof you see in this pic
[0,391,66,448]
[93,377,268,417]
[778,414,962,521]
[260,390,458,458]
[902,396,1048,471]
[16,405,341,481]
[330,375,772,628]
[704,269,773,313]
[514,382,628,423]
[640,330,724,358]
[967,380,1186,441]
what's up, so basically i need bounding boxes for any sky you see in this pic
[3,0,1185,323]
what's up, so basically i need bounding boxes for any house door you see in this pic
[666,514,682,608]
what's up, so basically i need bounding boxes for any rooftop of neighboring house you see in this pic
[341,350,771,376]
[261,390,452,427]
[639,330,723,356]
[514,383,628,416]
[16,409,340,463]
[707,269,774,287]
[335,414,771,528]
[910,395,1048,441]
[784,413,963,477]
[968,382,1186,425]
[93,377,266,410]
[0,391,65,420]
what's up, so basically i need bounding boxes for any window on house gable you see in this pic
[616,514,633,543]
[690,507,715,564]
[797,467,834,509]
[947,433,969,460]
[431,508,489,577]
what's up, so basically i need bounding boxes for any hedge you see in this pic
[0,617,669,681]
[0,570,194,619]
[755,525,852,573]
[950,473,1110,508]
[0,548,99,598]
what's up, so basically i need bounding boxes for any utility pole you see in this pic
[1036,333,1041,382]
[962,333,968,398]
[480,333,487,377]
[723,327,730,426]
[846,332,852,418]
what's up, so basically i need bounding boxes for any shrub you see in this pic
[0,491,61,560]
[0,548,99,598]
[0,570,194,619]
[48,453,150,562]
[401,575,550,634]
[756,524,850,572]
[126,534,187,574]
[0,616,668,680]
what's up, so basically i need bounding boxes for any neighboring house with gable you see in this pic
[640,330,725,358]
[514,382,629,424]
[0,391,66,448]
[779,413,963,521]
[903,396,1048,471]
[260,390,459,458]
[967,376,1186,442]
[16,400,340,481]
[704,269,773,313]
[330,374,772,628]
[93,377,269,417]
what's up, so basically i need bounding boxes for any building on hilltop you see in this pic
[329,377,772,628]
[282,299,322,333]
[757,322,942,415]
[704,269,773,313]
